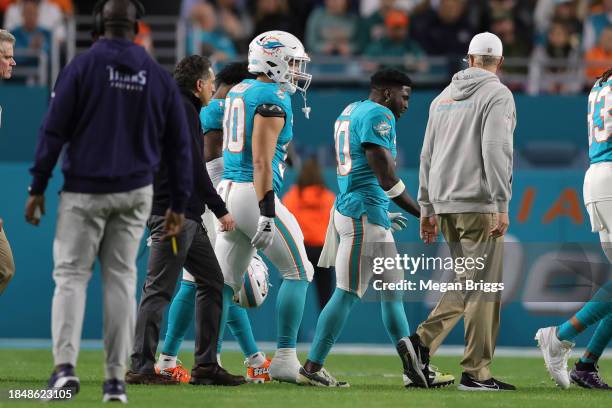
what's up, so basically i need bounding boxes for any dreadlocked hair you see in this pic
[600,67,612,83]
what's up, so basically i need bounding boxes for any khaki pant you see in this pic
[416,213,503,380]
[0,226,15,295]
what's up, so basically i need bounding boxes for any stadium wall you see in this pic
[0,86,607,347]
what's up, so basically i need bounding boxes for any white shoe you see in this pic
[535,327,574,389]
[297,366,350,387]
[269,348,301,383]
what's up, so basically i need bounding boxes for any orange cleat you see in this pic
[245,357,272,384]
[155,362,191,384]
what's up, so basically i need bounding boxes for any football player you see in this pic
[296,69,453,388]
[214,31,315,383]
[536,68,612,390]
[154,62,273,384]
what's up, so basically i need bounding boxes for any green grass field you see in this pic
[0,350,609,408]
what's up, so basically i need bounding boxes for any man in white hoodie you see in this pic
[406,32,516,391]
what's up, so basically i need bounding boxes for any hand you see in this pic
[218,213,235,232]
[163,208,185,239]
[25,195,45,226]
[420,215,438,244]
[490,212,509,238]
[251,215,274,250]
[389,212,409,233]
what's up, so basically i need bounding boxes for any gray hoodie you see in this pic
[418,67,516,217]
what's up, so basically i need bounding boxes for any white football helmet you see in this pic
[248,31,312,117]
[234,255,270,308]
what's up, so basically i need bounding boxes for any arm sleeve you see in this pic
[482,92,516,213]
[418,105,436,217]
[29,65,79,194]
[360,112,394,148]
[163,82,193,213]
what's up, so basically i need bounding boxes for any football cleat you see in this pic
[403,365,455,388]
[245,357,272,383]
[296,367,350,387]
[570,362,610,389]
[535,326,574,389]
[397,335,430,388]
[155,360,191,383]
[269,349,301,383]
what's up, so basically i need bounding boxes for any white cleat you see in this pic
[297,367,350,387]
[269,348,301,383]
[535,327,574,389]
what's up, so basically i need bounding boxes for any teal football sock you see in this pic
[582,315,612,364]
[162,280,196,357]
[217,284,235,355]
[381,300,410,345]
[276,279,309,349]
[226,303,259,357]
[557,320,580,341]
[558,282,612,341]
[308,288,359,364]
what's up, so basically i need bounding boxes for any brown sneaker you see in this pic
[189,364,246,386]
[125,370,180,385]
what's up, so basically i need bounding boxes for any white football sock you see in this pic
[248,352,267,367]
[273,348,297,359]
[217,353,223,367]
[156,354,177,369]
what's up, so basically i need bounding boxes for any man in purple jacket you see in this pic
[24,0,192,403]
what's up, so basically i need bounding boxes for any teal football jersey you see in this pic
[588,77,612,164]
[222,79,293,195]
[200,98,225,133]
[334,100,397,228]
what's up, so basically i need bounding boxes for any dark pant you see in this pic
[306,245,335,310]
[131,216,223,373]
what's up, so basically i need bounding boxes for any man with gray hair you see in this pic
[0,29,16,295]
[401,32,517,391]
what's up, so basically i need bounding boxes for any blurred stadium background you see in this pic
[0,0,611,354]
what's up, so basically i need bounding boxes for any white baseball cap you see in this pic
[467,32,503,57]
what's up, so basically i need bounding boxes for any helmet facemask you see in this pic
[286,55,312,94]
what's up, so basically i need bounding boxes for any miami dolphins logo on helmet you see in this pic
[257,36,286,56]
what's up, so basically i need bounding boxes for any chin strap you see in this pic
[301,92,311,119]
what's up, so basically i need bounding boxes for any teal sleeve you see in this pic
[256,87,291,117]
[200,100,224,132]
[360,112,394,149]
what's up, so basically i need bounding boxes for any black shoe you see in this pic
[397,335,430,388]
[125,370,179,385]
[190,364,246,386]
[42,364,80,401]
[102,379,128,403]
[457,372,516,391]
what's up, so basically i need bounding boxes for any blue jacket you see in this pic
[29,38,192,213]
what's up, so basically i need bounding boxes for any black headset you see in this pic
[92,0,146,37]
